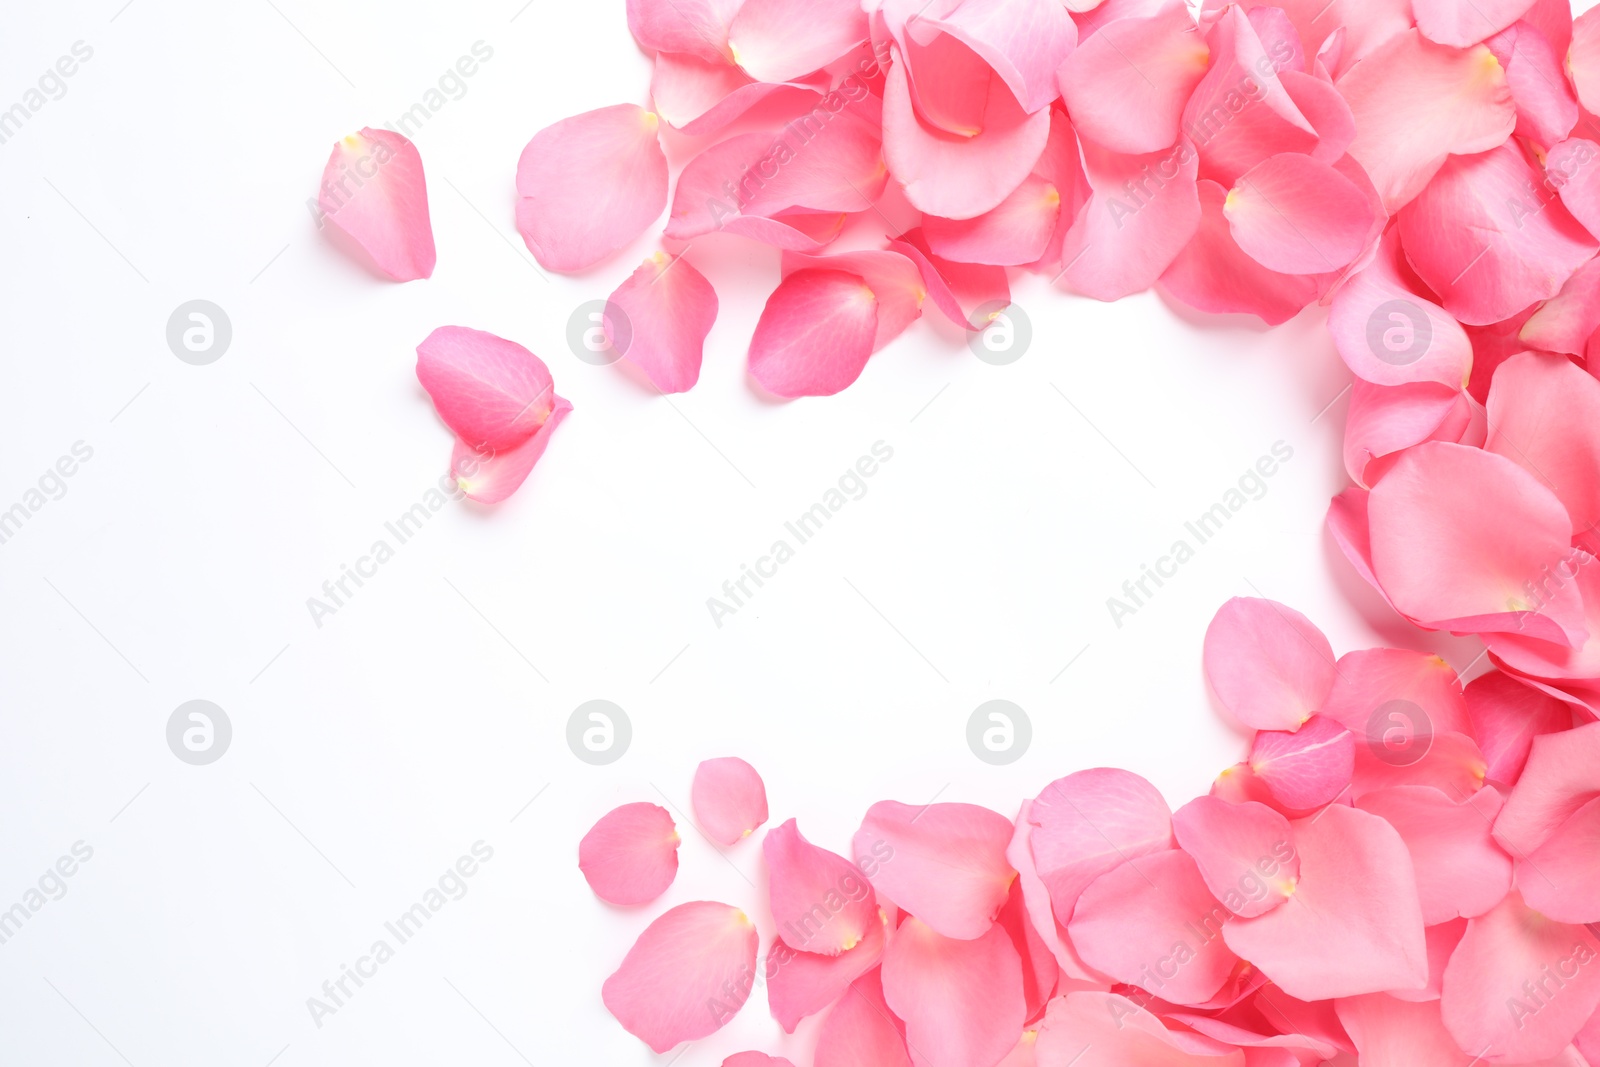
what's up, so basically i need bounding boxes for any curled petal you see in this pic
[602,902,760,1053]
[768,919,885,1031]
[780,248,925,352]
[605,253,718,394]
[692,756,768,846]
[1520,258,1600,357]
[853,801,1015,940]
[448,399,571,505]
[579,802,680,906]
[1493,721,1600,857]
[1202,597,1337,732]
[515,105,668,272]
[747,269,878,397]
[1342,379,1475,487]
[889,228,1011,331]
[917,0,1078,114]
[318,128,435,282]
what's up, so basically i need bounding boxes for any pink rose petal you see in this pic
[747,269,879,398]
[853,801,1015,941]
[691,756,769,847]
[1203,597,1337,732]
[578,802,680,906]
[317,128,436,282]
[814,969,912,1067]
[1172,796,1300,918]
[1029,769,1175,922]
[727,0,868,83]
[1058,2,1209,154]
[766,819,878,955]
[448,399,571,505]
[1224,153,1375,275]
[1249,715,1357,811]
[881,917,1025,1067]
[416,326,558,452]
[605,252,718,394]
[1356,785,1513,924]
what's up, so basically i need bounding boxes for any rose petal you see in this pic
[1034,991,1247,1067]
[923,174,1061,266]
[1520,795,1600,923]
[814,969,912,1067]
[579,802,680,906]
[1493,721,1600,857]
[1058,2,1209,154]
[1172,795,1300,918]
[854,801,1015,940]
[728,0,869,83]
[889,228,1011,331]
[605,252,718,394]
[881,917,1025,1067]
[766,819,878,955]
[1356,785,1513,924]
[448,399,571,505]
[692,756,769,847]
[1464,671,1575,785]
[1202,597,1337,732]
[1486,352,1600,536]
[1415,0,1536,47]
[318,128,436,282]
[1224,153,1375,274]
[1249,715,1357,810]
[627,0,741,62]
[1029,769,1175,922]
[768,919,885,1031]
[747,269,879,397]
[416,326,558,452]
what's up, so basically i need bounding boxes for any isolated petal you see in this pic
[1029,769,1174,922]
[766,819,878,955]
[1203,597,1337,732]
[1440,892,1600,1062]
[747,269,878,398]
[1059,2,1207,154]
[605,252,718,394]
[1249,715,1357,810]
[602,902,760,1053]
[1222,805,1429,999]
[1159,180,1320,325]
[728,0,868,83]
[1172,796,1299,918]
[1336,29,1517,211]
[1486,352,1600,536]
[854,801,1015,940]
[814,970,911,1067]
[1520,795,1600,922]
[417,327,557,452]
[1356,785,1512,924]
[448,398,571,505]
[1464,671,1575,785]
[318,128,435,282]
[579,802,680,906]
[881,918,1025,1067]
[1068,850,1239,1004]
[1225,154,1375,274]
[515,105,668,272]
[692,757,768,847]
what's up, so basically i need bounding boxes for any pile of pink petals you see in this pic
[585,600,1600,1066]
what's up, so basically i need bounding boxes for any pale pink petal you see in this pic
[603,252,717,394]
[766,819,878,955]
[1006,800,1098,979]
[318,128,435,282]
[767,919,885,1031]
[1034,991,1247,1067]
[1029,769,1175,922]
[890,228,1011,330]
[1068,850,1240,1004]
[1397,140,1598,326]
[416,326,558,451]
[881,46,1052,220]
[1486,21,1579,147]
[651,51,821,136]
[1520,795,1600,922]
[1338,994,1499,1067]
[1486,352,1600,536]
[735,105,889,219]
[1221,805,1429,999]
[1366,442,1585,643]
[1172,796,1300,918]
[1521,259,1600,357]
[1224,154,1375,274]
[1057,137,1201,302]
[917,0,1078,114]
[448,399,571,505]
[881,917,1025,1067]
[724,1054,795,1067]
[1281,70,1359,164]
[1327,228,1475,388]
[1485,557,1600,684]
[1415,0,1535,47]
[853,801,1015,940]
[728,0,868,83]
[1312,646,1472,739]
[814,969,912,1067]
[780,248,925,352]
[1356,785,1513,924]
[747,269,878,398]
[1336,29,1517,211]
[1464,671,1575,785]
[603,901,760,1052]
[1546,139,1600,240]
[723,211,848,251]
[1249,715,1357,810]
[579,803,680,906]
[627,0,741,62]
[1440,892,1600,1062]
[923,175,1060,266]
[1574,8,1600,114]
[515,105,668,272]
[1493,721,1600,856]
[692,757,768,847]
[1058,2,1209,154]
[666,133,791,238]
[1159,180,1320,325]
[1203,597,1337,733]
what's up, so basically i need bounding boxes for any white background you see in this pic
[2,2,1581,1065]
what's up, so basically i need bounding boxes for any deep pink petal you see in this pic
[602,902,760,1052]
[515,105,668,272]
[448,398,571,505]
[1068,850,1240,1005]
[1465,671,1575,785]
[853,801,1015,940]
[1172,796,1300,918]
[1202,597,1337,732]
[604,252,717,394]
[1029,769,1174,922]
[416,326,557,452]
[1486,352,1600,536]
[1249,715,1357,810]
[1336,29,1517,211]
[691,756,768,847]
[1059,3,1209,154]
[1543,139,1600,241]
[1366,442,1584,643]
[1342,379,1472,486]
[1221,805,1429,999]
[814,969,912,1067]
[1159,180,1320,325]
[318,128,435,282]
[766,819,879,955]
[1356,785,1513,924]
[1225,153,1375,274]
[747,269,878,397]
[728,0,868,83]
[881,918,1025,1067]
[1397,140,1598,326]
[1440,892,1600,1062]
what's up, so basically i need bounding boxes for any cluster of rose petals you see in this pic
[586,598,1600,1065]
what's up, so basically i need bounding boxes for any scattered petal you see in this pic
[692,756,769,846]
[579,802,680,906]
